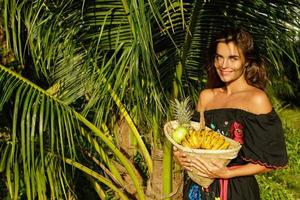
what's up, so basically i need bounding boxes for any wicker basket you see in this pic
[164,120,242,188]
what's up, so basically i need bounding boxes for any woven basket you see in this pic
[164,120,242,188]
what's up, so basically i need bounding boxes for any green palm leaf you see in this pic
[0,64,145,199]
[2,0,299,199]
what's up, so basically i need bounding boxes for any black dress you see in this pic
[184,108,288,200]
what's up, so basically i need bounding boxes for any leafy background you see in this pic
[0,0,300,199]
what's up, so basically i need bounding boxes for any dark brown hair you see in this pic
[206,28,268,90]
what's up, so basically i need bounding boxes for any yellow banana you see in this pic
[202,130,214,149]
[206,132,219,149]
[187,132,197,148]
[218,141,230,150]
[211,135,225,150]
[179,128,230,150]
[181,139,190,147]
[181,135,192,147]
[196,131,205,148]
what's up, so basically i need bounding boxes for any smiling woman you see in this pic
[206,28,268,91]
[214,42,245,84]
[173,28,288,200]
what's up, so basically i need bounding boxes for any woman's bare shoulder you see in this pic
[245,88,272,114]
[197,88,220,110]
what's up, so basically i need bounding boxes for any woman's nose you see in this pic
[220,59,228,68]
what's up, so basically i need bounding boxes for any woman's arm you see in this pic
[187,156,272,179]
[225,162,272,178]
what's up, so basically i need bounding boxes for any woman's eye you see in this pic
[230,57,238,62]
[215,55,222,61]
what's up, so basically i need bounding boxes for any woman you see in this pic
[173,28,288,200]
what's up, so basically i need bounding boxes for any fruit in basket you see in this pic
[181,129,230,150]
[170,97,193,143]
[170,97,229,150]
[181,129,201,148]
[172,126,189,143]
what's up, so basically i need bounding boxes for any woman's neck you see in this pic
[223,76,250,95]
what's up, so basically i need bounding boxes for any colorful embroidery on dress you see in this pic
[210,123,216,130]
[209,121,244,144]
[188,184,201,200]
[229,122,244,144]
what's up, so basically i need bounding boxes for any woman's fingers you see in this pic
[211,159,224,168]
[172,148,225,178]
[189,157,226,178]
[191,157,210,173]
[173,149,186,164]
[178,154,191,166]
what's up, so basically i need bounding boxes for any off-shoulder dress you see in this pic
[184,108,288,200]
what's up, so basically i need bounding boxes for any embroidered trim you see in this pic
[241,156,288,169]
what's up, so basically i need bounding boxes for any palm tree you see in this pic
[0,0,299,199]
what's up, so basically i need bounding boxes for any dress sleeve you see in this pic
[241,110,288,168]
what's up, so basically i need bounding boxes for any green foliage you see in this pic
[0,0,300,199]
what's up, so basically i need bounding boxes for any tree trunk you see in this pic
[146,149,183,200]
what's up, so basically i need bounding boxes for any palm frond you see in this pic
[0,64,145,199]
[2,0,300,198]
[64,158,129,200]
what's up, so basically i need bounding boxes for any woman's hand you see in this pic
[173,146,192,170]
[173,147,232,179]
[189,157,230,179]
[174,145,272,179]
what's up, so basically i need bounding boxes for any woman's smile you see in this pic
[214,42,245,83]
[219,69,233,76]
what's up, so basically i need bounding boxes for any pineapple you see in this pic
[170,98,230,150]
[170,97,194,143]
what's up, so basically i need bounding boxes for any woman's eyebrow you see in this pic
[215,53,240,58]
[229,55,240,58]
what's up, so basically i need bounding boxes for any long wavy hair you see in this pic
[205,28,268,90]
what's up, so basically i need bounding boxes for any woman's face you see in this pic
[214,41,246,84]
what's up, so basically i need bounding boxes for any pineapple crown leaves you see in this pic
[170,97,194,126]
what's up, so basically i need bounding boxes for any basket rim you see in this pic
[164,120,242,155]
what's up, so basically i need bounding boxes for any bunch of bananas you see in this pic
[181,129,229,150]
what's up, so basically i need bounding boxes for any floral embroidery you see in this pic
[209,121,244,143]
[188,184,201,200]
[220,130,225,136]
[229,122,244,144]
[210,123,216,130]
[210,125,225,136]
